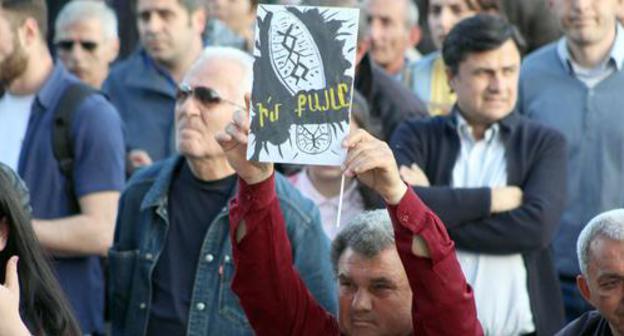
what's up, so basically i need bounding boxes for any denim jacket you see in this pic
[108,156,337,336]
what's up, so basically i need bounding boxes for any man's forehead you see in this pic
[587,235,624,276]
[56,19,105,38]
[338,247,405,278]
[367,0,407,18]
[461,40,520,68]
[138,0,183,12]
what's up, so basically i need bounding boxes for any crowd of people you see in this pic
[0,0,623,335]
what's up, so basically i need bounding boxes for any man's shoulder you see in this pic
[514,113,566,144]
[105,52,145,88]
[274,173,319,229]
[371,64,427,118]
[556,311,610,336]
[392,115,451,142]
[521,41,561,73]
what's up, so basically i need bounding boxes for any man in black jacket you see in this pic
[391,14,567,335]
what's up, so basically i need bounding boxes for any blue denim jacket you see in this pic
[108,156,337,336]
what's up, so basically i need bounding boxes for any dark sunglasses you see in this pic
[55,40,98,52]
[176,83,244,109]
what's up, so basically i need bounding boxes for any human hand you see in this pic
[343,130,406,205]
[399,163,430,186]
[490,186,523,213]
[0,256,29,336]
[215,94,273,185]
[128,150,153,169]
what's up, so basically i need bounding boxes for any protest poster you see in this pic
[247,4,359,166]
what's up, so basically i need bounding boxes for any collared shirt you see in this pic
[290,170,364,240]
[451,112,535,335]
[557,23,624,87]
[17,62,125,334]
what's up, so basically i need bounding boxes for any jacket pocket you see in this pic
[108,248,140,332]
[218,256,252,329]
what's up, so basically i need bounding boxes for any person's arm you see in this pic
[439,131,567,255]
[34,95,125,257]
[229,175,339,336]
[33,191,119,256]
[387,188,482,335]
[342,130,482,336]
[218,97,339,336]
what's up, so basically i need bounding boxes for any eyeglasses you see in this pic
[175,83,244,109]
[55,40,98,52]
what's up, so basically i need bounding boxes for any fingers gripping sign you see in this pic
[0,256,30,336]
[342,130,407,205]
[215,94,274,185]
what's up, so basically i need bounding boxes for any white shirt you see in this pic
[0,92,34,171]
[291,170,364,240]
[452,114,535,336]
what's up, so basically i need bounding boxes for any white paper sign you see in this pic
[247,4,359,166]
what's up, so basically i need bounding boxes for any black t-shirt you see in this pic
[146,162,236,336]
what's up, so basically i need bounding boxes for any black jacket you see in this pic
[355,53,427,141]
[390,109,567,335]
[556,311,613,336]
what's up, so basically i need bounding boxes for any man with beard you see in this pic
[103,0,206,173]
[0,1,125,334]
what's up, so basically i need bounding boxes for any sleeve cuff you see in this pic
[236,173,277,212]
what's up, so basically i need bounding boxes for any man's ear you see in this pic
[192,7,208,35]
[445,67,456,92]
[577,274,595,307]
[408,26,422,49]
[0,217,9,252]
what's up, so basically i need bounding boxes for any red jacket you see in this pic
[229,174,482,335]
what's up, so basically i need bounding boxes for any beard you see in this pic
[0,36,28,90]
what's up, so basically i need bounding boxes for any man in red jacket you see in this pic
[215,101,482,335]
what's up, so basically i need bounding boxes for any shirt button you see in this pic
[139,302,146,310]
[145,253,154,260]
[205,254,214,263]
[196,302,206,311]
[224,255,231,263]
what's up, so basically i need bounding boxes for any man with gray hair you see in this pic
[54,0,119,89]
[108,46,336,336]
[366,0,422,82]
[217,98,481,334]
[557,209,624,336]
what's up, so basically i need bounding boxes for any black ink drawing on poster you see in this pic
[248,4,359,166]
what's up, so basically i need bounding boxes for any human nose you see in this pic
[351,288,373,312]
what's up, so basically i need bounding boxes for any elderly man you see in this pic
[556,209,624,335]
[366,0,422,84]
[104,0,206,172]
[215,90,481,334]
[391,14,567,335]
[518,0,624,320]
[108,46,336,336]
[0,0,125,334]
[54,0,119,89]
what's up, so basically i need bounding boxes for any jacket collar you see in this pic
[140,155,240,210]
[444,104,520,135]
[122,49,177,98]
[140,156,184,210]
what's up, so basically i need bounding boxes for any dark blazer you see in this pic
[390,109,567,335]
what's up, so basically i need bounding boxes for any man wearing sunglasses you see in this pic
[103,0,207,174]
[108,46,337,336]
[53,0,119,89]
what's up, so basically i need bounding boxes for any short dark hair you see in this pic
[0,0,47,38]
[442,14,525,75]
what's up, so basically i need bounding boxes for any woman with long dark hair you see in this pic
[0,164,80,336]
